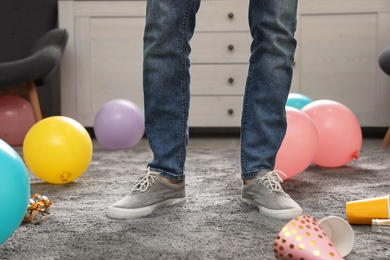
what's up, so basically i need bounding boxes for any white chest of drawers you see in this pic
[59,0,390,127]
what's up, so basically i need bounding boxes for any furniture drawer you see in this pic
[189,96,243,127]
[191,64,248,95]
[191,32,251,63]
[196,0,248,32]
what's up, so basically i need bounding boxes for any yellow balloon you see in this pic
[23,116,93,184]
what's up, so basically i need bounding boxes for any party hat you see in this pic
[274,215,343,260]
[318,216,354,257]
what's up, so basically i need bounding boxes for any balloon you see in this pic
[0,95,36,146]
[286,93,313,109]
[0,139,30,244]
[23,116,93,184]
[302,100,362,168]
[275,107,319,180]
[94,99,145,149]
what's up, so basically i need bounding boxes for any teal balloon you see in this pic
[0,139,30,245]
[286,93,313,109]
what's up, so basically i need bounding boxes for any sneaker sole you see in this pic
[107,197,186,219]
[241,197,302,220]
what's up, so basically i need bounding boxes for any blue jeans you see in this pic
[143,0,298,181]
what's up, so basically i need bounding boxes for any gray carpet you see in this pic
[1,138,390,260]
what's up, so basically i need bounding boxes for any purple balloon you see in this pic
[94,99,145,149]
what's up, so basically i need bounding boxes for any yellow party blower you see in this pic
[346,195,389,224]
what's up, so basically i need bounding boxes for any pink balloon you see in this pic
[302,100,362,168]
[275,107,319,180]
[94,99,145,149]
[0,95,36,146]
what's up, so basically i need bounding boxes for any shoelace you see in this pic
[130,167,160,193]
[256,170,287,194]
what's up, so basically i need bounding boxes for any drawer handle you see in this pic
[228,109,234,115]
[228,77,234,84]
[228,44,234,51]
[228,12,234,19]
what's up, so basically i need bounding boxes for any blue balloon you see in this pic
[0,139,30,244]
[286,93,313,109]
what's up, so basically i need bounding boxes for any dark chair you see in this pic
[378,45,390,149]
[0,0,68,121]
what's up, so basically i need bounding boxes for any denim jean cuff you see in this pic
[150,167,185,181]
[241,169,271,180]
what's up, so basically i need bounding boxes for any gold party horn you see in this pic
[23,194,53,223]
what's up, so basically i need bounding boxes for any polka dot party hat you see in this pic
[274,215,344,260]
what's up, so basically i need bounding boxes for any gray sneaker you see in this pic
[241,170,302,219]
[107,168,186,219]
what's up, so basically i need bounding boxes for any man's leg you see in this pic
[240,0,302,219]
[144,0,201,181]
[107,0,201,219]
